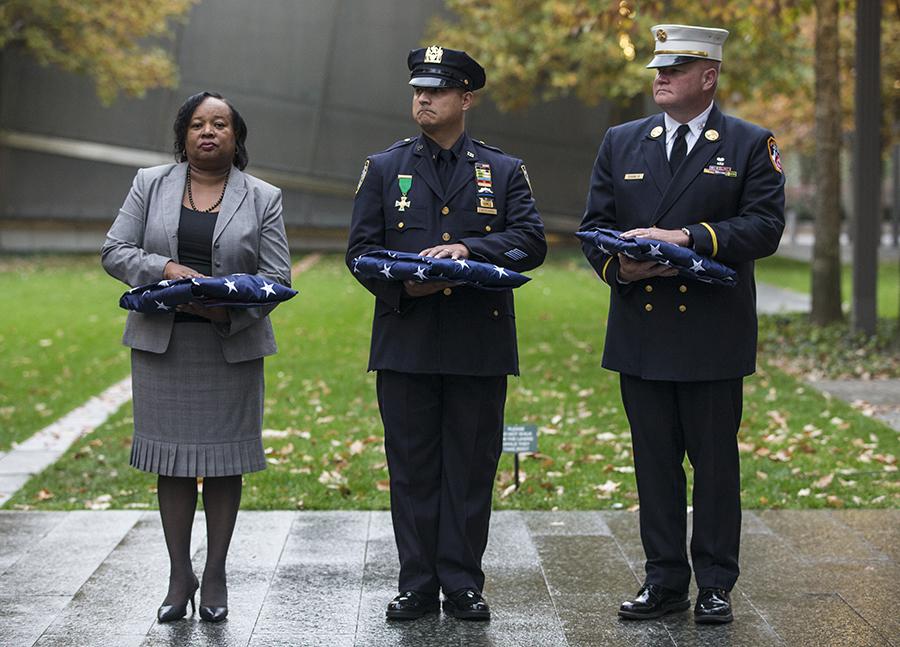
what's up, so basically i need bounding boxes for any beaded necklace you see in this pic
[186,167,229,212]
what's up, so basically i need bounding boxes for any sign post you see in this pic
[502,424,538,490]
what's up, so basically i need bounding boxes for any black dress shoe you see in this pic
[386,591,440,620]
[694,587,733,624]
[618,583,690,620]
[442,588,490,621]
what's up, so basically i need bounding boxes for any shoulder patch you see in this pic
[473,139,505,154]
[385,137,417,152]
[355,159,370,195]
[767,136,783,174]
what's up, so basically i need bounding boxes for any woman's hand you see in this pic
[176,303,230,322]
[163,261,204,280]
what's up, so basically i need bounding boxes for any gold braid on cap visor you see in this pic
[654,49,710,57]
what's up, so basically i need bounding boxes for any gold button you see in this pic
[679,304,687,312]
[645,303,653,312]
[485,225,492,232]
[442,232,451,241]
[644,285,653,293]
[441,206,450,215]
[443,288,453,296]
[679,284,688,293]
[397,221,404,229]
[492,309,499,317]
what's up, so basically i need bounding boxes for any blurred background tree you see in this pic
[0,0,197,104]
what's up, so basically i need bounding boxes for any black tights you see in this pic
[157,474,242,607]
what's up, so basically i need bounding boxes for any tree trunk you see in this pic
[810,0,844,325]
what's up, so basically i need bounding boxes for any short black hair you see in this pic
[173,91,248,170]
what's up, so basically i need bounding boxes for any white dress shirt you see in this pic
[664,101,714,160]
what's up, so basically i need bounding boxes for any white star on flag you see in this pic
[155,300,170,311]
[454,259,470,270]
[191,278,201,286]
[158,280,170,286]
[224,279,237,294]
[690,259,706,273]
[352,256,361,272]
[414,266,427,281]
[493,265,508,278]
[648,244,662,257]
[379,264,394,279]
[261,281,276,297]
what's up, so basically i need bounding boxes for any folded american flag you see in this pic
[576,228,737,286]
[352,250,529,289]
[120,274,297,313]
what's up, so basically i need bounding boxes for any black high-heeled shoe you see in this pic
[199,604,228,623]
[157,576,199,623]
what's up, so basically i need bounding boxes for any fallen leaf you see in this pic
[594,480,620,497]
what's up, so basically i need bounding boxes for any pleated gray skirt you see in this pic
[130,321,266,477]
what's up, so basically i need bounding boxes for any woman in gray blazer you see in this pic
[101,91,290,624]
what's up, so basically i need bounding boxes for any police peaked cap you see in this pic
[408,46,485,91]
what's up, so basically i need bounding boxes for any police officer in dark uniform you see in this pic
[347,46,546,621]
[578,25,785,624]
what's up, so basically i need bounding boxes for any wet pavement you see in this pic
[0,510,897,646]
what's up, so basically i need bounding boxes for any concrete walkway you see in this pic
[756,281,810,314]
[0,510,896,646]
[812,379,900,432]
[0,378,132,506]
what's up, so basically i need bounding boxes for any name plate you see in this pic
[502,424,538,453]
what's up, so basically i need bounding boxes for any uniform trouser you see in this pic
[619,373,743,593]
[376,370,507,595]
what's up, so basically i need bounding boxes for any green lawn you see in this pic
[6,253,897,511]
[756,255,899,319]
[0,256,129,451]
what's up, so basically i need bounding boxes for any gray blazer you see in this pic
[101,162,291,363]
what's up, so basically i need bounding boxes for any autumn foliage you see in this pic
[0,0,197,103]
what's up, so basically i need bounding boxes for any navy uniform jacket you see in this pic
[347,132,546,376]
[579,104,785,381]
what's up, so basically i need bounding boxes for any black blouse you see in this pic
[175,205,218,323]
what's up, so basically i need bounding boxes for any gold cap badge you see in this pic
[424,45,444,64]
[704,129,720,141]
[656,29,667,42]
[650,126,664,139]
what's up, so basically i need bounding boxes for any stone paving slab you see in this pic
[0,510,897,646]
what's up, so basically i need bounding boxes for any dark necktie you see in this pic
[669,124,690,173]
[437,149,454,192]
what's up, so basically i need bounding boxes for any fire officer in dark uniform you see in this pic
[578,25,785,624]
[347,46,546,621]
